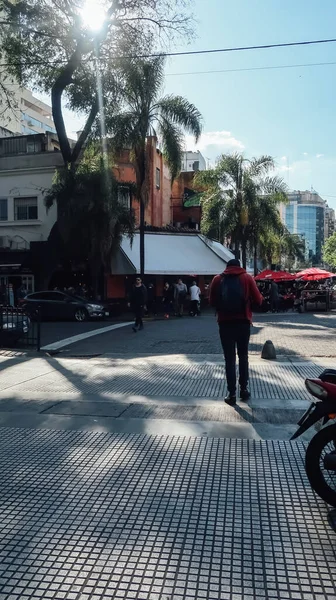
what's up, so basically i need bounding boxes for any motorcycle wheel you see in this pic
[305,424,336,507]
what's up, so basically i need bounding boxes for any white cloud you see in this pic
[277,164,293,172]
[316,153,324,159]
[281,156,287,161]
[303,152,308,156]
[184,130,245,153]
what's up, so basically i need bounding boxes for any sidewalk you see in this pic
[0,314,335,599]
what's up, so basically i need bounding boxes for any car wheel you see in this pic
[74,308,88,322]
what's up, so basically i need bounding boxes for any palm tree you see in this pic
[195,152,287,268]
[105,56,202,277]
[45,145,134,296]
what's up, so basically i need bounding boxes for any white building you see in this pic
[0,86,56,136]
[181,150,206,173]
[0,132,61,292]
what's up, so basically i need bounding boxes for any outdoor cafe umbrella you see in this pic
[295,267,335,281]
[255,269,296,281]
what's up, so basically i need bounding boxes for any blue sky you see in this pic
[63,0,336,209]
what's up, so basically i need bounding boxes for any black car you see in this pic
[23,291,108,322]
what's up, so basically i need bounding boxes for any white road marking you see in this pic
[41,322,133,351]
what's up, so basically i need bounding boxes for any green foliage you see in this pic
[105,56,202,187]
[0,0,194,164]
[323,232,336,268]
[44,145,135,271]
[194,152,288,269]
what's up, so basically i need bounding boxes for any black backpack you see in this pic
[218,274,245,314]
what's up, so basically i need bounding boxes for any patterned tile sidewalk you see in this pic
[0,429,335,600]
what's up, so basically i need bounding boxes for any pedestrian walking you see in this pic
[189,280,201,316]
[129,277,147,332]
[270,280,279,313]
[175,278,187,317]
[210,258,263,405]
[146,282,157,316]
[162,282,174,318]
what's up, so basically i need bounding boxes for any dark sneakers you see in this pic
[224,394,236,406]
[240,388,251,401]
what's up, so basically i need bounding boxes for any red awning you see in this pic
[255,269,296,281]
[295,267,335,281]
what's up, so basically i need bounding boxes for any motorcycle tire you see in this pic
[305,424,336,507]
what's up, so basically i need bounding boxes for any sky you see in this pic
[59,0,336,210]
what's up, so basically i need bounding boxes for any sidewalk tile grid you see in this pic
[0,428,335,600]
[1,364,316,400]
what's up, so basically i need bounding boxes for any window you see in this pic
[117,186,131,209]
[14,197,38,221]
[0,199,8,221]
[156,167,161,189]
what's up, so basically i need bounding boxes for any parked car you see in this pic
[0,308,31,345]
[22,291,108,322]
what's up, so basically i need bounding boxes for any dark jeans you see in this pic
[219,321,251,395]
[270,297,279,312]
[190,300,199,315]
[134,306,144,328]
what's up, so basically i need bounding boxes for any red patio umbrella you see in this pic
[296,267,335,281]
[255,269,296,281]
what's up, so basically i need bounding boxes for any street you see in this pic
[0,311,335,599]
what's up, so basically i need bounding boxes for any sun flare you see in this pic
[81,0,106,31]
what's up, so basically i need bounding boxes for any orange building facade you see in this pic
[112,137,172,228]
[108,138,204,302]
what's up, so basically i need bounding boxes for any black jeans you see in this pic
[219,321,251,395]
[134,306,144,328]
[190,300,199,315]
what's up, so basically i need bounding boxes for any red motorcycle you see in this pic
[291,369,336,507]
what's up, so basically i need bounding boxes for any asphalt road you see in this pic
[39,310,336,358]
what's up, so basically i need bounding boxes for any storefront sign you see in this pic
[183,188,201,208]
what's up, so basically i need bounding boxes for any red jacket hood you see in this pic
[222,266,247,276]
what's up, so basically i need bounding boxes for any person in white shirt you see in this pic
[189,281,201,316]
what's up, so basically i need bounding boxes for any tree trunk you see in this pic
[242,239,247,270]
[140,200,145,279]
[253,243,258,275]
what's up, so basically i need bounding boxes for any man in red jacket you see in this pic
[210,259,263,405]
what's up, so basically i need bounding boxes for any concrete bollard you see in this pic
[261,340,276,360]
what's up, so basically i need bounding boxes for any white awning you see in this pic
[112,232,234,275]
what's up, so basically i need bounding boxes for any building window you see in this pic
[117,186,131,209]
[14,197,38,221]
[156,167,161,189]
[0,199,8,221]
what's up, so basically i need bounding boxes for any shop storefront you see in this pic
[108,231,234,301]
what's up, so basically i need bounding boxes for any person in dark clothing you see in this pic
[162,282,174,318]
[270,280,279,312]
[210,259,263,406]
[129,277,147,332]
[146,282,157,316]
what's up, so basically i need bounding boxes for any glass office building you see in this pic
[284,191,325,264]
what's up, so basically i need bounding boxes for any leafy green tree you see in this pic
[45,146,135,295]
[323,232,336,268]
[0,0,193,166]
[105,56,202,276]
[195,152,287,269]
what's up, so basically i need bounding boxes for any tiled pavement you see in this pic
[0,313,335,599]
[0,429,335,600]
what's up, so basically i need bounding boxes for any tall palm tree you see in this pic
[195,152,287,268]
[105,56,202,277]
